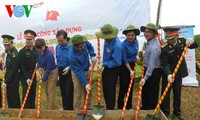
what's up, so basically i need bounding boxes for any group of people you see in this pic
[0,23,199,120]
[137,23,198,120]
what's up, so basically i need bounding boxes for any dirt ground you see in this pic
[1,74,200,120]
[90,74,200,120]
[50,74,200,119]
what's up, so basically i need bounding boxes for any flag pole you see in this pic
[156,0,162,27]
[156,0,164,44]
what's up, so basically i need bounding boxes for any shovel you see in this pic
[37,69,43,118]
[76,63,95,120]
[18,67,37,118]
[92,37,105,120]
[145,44,189,120]
[131,59,145,120]
[92,104,104,120]
[0,55,10,117]
[120,60,139,120]
[76,113,91,120]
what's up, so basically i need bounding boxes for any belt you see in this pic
[144,67,161,69]
[58,67,65,69]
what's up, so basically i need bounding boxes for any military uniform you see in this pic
[18,30,37,109]
[160,27,199,118]
[1,35,20,108]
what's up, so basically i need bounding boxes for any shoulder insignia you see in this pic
[161,43,168,48]
[178,37,186,44]
[12,52,16,58]
[178,36,184,38]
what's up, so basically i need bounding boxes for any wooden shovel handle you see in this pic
[83,63,95,114]
[37,69,43,118]
[97,37,101,104]
[135,60,145,120]
[19,67,37,118]
[121,60,138,118]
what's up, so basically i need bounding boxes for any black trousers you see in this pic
[0,85,1,108]
[21,71,37,109]
[6,77,20,108]
[58,68,74,110]
[161,73,182,116]
[118,62,135,109]
[102,66,120,110]
[141,68,161,110]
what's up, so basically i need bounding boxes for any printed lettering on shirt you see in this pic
[106,48,111,53]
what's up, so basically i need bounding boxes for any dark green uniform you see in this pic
[160,37,199,117]
[19,46,37,109]
[5,47,21,108]
[1,34,20,108]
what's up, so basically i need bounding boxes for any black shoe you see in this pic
[177,114,185,120]
[171,114,185,120]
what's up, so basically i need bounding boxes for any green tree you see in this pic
[194,34,200,60]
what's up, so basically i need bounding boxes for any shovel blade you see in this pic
[76,113,91,120]
[92,105,105,115]
[0,112,10,117]
[92,105,105,120]
[145,114,158,120]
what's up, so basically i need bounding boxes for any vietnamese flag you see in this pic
[46,11,59,21]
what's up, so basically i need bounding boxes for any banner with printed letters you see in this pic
[1,1,197,86]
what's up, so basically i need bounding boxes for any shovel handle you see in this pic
[153,44,189,115]
[18,67,37,118]
[135,60,145,120]
[121,60,138,118]
[97,37,101,104]
[37,69,43,118]
[1,55,6,112]
[83,63,95,114]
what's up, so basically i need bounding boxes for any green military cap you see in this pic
[24,30,37,39]
[68,34,87,46]
[96,24,118,39]
[140,23,158,34]
[122,25,140,35]
[163,27,180,40]
[1,34,15,44]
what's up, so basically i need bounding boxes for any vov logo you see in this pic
[5,5,33,18]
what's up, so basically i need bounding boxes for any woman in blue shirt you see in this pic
[118,25,140,109]
[35,38,58,110]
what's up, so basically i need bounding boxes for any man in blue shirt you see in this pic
[56,30,73,110]
[96,24,122,110]
[139,23,162,110]
[68,35,96,110]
